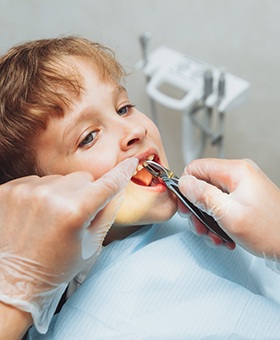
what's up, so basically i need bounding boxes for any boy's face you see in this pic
[36,56,177,231]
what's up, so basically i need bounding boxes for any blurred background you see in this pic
[1,0,279,184]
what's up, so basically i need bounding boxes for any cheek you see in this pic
[140,112,160,139]
[88,156,115,179]
[74,151,118,180]
[114,182,178,227]
[45,147,118,179]
[146,118,168,161]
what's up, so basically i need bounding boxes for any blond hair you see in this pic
[0,36,126,184]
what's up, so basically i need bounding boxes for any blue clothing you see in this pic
[28,214,280,339]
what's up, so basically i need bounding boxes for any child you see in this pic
[1,36,280,338]
[0,36,177,242]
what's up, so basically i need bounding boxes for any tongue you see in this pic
[131,168,153,186]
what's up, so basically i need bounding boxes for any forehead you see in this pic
[62,56,126,104]
[62,54,124,85]
[60,55,123,97]
[46,56,118,115]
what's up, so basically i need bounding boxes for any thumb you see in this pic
[92,157,139,209]
[82,157,138,259]
[179,174,230,222]
[81,190,125,259]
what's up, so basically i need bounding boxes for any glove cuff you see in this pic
[263,253,280,275]
[0,282,67,333]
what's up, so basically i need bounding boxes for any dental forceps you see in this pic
[144,160,234,245]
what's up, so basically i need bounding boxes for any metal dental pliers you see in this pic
[144,160,234,245]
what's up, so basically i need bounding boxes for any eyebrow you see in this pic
[62,84,127,143]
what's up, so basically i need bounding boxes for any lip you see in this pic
[133,148,161,166]
[130,177,167,192]
[130,148,167,192]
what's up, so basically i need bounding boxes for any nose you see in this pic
[119,119,147,151]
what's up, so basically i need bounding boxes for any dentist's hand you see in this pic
[0,158,138,338]
[178,158,280,258]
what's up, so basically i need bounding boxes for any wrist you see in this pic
[0,301,32,340]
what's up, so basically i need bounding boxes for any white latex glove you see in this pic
[178,158,280,265]
[0,157,138,335]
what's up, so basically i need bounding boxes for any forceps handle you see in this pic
[167,177,234,245]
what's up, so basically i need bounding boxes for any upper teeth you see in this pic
[134,154,155,175]
[147,154,155,161]
[137,164,144,172]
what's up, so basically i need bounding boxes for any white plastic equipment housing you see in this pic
[137,46,250,113]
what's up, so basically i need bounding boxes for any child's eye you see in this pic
[79,131,98,148]
[117,104,135,116]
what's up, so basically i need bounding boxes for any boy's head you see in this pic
[0,36,125,184]
[0,36,177,233]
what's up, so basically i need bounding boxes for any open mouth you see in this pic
[131,154,161,187]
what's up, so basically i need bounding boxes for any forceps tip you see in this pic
[143,160,162,177]
[143,160,171,179]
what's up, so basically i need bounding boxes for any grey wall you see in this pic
[1,0,280,184]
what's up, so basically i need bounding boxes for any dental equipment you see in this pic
[139,31,152,68]
[143,160,234,245]
[137,34,250,163]
[138,32,158,126]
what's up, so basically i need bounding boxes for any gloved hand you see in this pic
[178,158,280,265]
[0,157,138,334]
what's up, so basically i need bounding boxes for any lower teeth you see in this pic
[151,178,160,187]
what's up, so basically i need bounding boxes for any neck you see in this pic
[103,225,143,245]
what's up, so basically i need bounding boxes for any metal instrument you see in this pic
[144,160,234,245]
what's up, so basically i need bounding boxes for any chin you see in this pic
[113,187,178,228]
[114,210,176,228]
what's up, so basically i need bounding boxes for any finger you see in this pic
[92,157,138,206]
[208,232,224,246]
[80,158,138,259]
[190,215,208,235]
[179,174,230,222]
[177,201,192,218]
[184,158,244,192]
[203,229,235,249]
[203,234,222,249]
[77,158,138,224]
[81,191,125,259]
[177,184,220,236]
[190,213,235,249]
